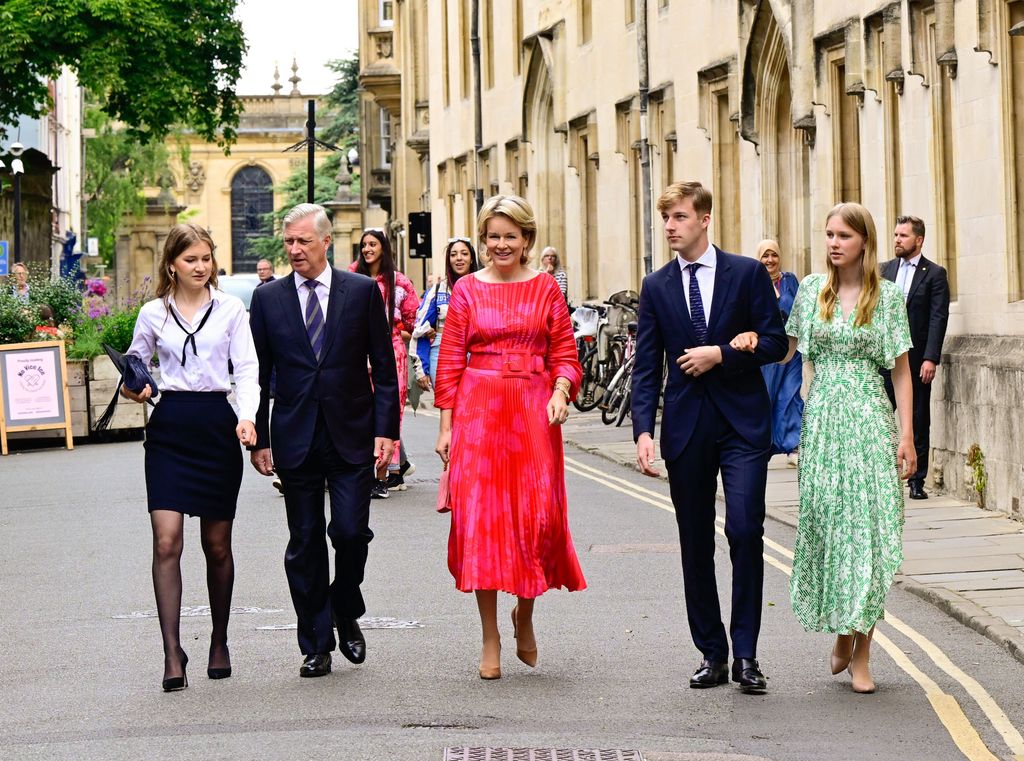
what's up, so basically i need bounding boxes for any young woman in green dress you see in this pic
[777,202,916,693]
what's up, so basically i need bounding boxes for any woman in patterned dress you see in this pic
[433,195,585,680]
[757,239,804,465]
[779,203,915,693]
[351,230,420,496]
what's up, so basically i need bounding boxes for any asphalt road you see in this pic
[2,411,1023,761]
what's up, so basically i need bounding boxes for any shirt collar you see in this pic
[293,265,332,291]
[677,242,717,271]
[167,286,216,313]
[901,253,923,268]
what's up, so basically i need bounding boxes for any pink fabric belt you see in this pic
[468,351,546,377]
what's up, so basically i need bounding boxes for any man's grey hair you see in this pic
[283,203,332,239]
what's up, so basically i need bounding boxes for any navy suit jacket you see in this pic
[880,256,949,368]
[631,248,788,461]
[249,268,400,470]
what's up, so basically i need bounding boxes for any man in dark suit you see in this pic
[881,215,950,500]
[249,203,400,678]
[632,182,788,694]
[256,258,276,286]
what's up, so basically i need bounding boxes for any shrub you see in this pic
[0,290,39,344]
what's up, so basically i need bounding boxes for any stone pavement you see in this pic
[561,409,1024,665]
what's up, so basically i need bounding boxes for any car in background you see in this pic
[216,274,262,311]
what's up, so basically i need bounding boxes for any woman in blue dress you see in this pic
[757,239,803,465]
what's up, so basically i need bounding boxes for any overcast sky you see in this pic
[234,0,359,96]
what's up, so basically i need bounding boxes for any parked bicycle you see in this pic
[571,290,638,412]
[600,319,638,426]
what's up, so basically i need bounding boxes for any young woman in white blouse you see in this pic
[121,223,260,691]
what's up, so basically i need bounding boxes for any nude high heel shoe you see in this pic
[831,634,853,675]
[479,637,501,680]
[511,605,538,668]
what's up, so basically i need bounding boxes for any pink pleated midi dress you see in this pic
[433,272,586,598]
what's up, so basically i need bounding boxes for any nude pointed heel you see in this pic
[479,637,501,680]
[511,606,538,668]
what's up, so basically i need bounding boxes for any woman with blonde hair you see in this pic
[781,202,915,693]
[121,223,260,690]
[433,195,585,680]
[756,239,803,465]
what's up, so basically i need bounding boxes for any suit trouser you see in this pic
[883,366,931,485]
[276,413,374,655]
[665,399,769,662]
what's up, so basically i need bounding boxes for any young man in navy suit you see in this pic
[249,204,400,678]
[631,182,788,694]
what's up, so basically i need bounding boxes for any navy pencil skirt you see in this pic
[144,391,243,520]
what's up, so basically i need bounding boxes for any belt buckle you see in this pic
[501,350,529,377]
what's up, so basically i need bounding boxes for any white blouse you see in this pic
[126,288,260,422]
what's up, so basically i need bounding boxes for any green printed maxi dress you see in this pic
[786,274,912,634]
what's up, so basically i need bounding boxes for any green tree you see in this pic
[0,0,246,145]
[83,102,172,264]
[321,54,361,150]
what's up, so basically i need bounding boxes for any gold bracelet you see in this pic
[554,386,570,402]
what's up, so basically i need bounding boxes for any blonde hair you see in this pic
[819,203,881,328]
[155,223,219,300]
[656,181,713,217]
[476,194,537,265]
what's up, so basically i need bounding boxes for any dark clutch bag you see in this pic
[92,344,159,431]
[436,466,452,513]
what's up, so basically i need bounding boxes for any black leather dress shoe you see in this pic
[689,659,729,688]
[299,653,332,678]
[336,617,366,664]
[908,482,928,500]
[732,658,768,694]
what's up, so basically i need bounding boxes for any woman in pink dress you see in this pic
[434,195,586,680]
[351,229,420,497]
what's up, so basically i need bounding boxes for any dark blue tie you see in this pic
[304,280,325,360]
[686,262,708,345]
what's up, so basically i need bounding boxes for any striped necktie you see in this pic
[686,262,708,345]
[304,280,325,360]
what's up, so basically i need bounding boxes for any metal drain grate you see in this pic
[444,750,643,761]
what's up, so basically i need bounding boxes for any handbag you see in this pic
[93,343,159,430]
[436,465,452,513]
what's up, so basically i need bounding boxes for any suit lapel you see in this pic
[882,258,898,283]
[663,258,699,347]
[907,256,929,303]
[704,247,732,339]
[282,274,318,364]
[318,267,349,361]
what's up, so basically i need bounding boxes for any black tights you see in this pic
[151,511,234,678]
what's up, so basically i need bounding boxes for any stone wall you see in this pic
[931,335,1024,521]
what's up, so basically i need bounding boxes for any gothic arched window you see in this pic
[230,166,273,273]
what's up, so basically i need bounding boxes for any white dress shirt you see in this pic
[895,253,921,300]
[127,288,261,421]
[293,265,332,322]
[677,242,717,323]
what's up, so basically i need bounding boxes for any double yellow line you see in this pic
[563,455,1024,761]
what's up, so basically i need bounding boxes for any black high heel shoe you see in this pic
[208,646,232,680]
[162,649,189,692]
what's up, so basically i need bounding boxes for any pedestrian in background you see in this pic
[880,216,950,500]
[256,258,276,286]
[351,229,420,496]
[540,246,569,302]
[120,223,260,691]
[410,235,479,390]
[756,239,803,466]
[781,202,915,694]
[434,195,585,681]
[10,262,30,303]
[249,204,399,678]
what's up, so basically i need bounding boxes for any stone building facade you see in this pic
[361,0,1024,519]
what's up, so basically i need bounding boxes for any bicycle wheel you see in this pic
[574,347,601,411]
[615,386,632,427]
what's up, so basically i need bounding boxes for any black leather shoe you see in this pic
[689,659,729,688]
[336,617,366,664]
[908,482,928,500]
[299,653,332,678]
[732,658,768,694]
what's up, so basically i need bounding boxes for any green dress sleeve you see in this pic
[876,279,913,369]
[786,274,821,359]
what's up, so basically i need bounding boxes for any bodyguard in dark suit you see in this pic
[249,204,400,678]
[881,215,950,499]
[632,182,788,694]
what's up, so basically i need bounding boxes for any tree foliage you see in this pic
[83,102,172,264]
[0,0,246,144]
[321,54,361,150]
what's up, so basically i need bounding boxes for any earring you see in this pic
[169,269,176,278]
